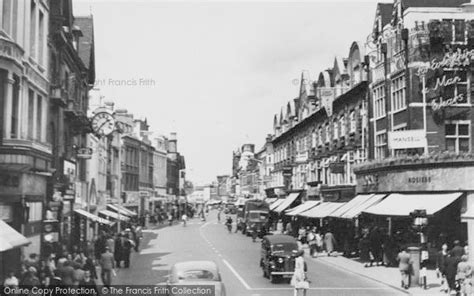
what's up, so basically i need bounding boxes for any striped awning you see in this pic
[99,210,131,222]
[107,204,136,217]
[298,202,346,218]
[0,220,30,252]
[285,201,320,216]
[74,209,114,226]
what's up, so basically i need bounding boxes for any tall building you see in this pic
[0,0,51,279]
[354,0,474,263]
[48,3,95,251]
[166,132,186,216]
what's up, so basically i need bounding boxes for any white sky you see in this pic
[73,0,385,185]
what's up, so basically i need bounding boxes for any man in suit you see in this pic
[100,247,115,288]
[397,247,413,289]
[451,240,465,259]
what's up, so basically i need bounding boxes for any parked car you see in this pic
[260,234,298,283]
[166,261,226,296]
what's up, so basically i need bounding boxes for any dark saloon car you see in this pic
[260,234,298,283]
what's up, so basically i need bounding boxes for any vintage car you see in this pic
[260,234,298,283]
[166,261,226,296]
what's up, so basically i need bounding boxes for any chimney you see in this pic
[168,132,177,153]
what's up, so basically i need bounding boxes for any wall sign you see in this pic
[388,130,427,149]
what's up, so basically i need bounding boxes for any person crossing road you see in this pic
[225,216,233,233]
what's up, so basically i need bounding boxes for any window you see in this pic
[375,132,387,159]
[38,11,44,65]
[36,95,42,140]
[30,0,37,59]
[27,202,43,222]
[10,76,20,138]
[349,110,356,133]
[333,120,339,140]
[318,127,322,146]
[339,116,346,137]
[28,90,35,139]
[373,84,386,118]
[325,124,330,143]
[446,121,470,153]
[2,0,11,36]
[312,131,316,148]
[391,75,406,112]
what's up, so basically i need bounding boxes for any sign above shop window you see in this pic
[388,129,427,150]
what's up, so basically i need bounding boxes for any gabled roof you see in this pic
[373,3,393,39]
[74,16,95,83]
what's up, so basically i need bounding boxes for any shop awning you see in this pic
[363,192,463,217]
[269,199,285,211]
[265,198,277,204]
[107,204,136,217]
[99,210,131,222]
[340,194,387,219]
[327,194,387,219]
[0,220,30,252]
[74,209,114,226]
[285,201,320,216]
[273,193,301,213]
[299,202,346,218]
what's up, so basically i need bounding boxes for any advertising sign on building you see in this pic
[388,130,427,150]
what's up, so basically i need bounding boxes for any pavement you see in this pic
[108,212,407,296]
[311,254,445,296]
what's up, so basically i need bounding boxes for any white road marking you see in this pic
[222,258,252,290]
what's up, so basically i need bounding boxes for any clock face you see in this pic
[91,112,115,136]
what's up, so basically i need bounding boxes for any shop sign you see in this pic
[407,176,432,184]
[388,130,427,149]
[413,48,472,111]
[76,147,93,159]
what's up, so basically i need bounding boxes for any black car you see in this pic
[260,234,298,283]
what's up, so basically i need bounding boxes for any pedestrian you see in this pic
[83,255,97,280]
[436,243,449,293]
[457,255,472,296]
[182,213,188,227]
[21,267,40,286]
[276,220,284,234]
[106,234,115,256]
[79,270,98,296]
[99,247,115,288]
[168,213,173,226]
[315,230,323,254]
[121,233,134,268]
[444,252,461,294]
[114,233,123,268]
[369,227,383,266]
[3,271,19,288]
[217,208,222,223]
[452,240,465,259]
[291,249,309,296]
[307,227,317,257]
[397,247,412,290]
[39,259,53,287]
[324,230,336,256]
[59,261,74,287]
[72,260,85,287]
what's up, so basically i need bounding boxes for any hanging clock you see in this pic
[91,112,116,136]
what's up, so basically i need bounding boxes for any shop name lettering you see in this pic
[418,49,473,110]
[408,176,432,184]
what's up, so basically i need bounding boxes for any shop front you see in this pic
[354,159,474,264]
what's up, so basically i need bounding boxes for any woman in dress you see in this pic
[291,250,308,296]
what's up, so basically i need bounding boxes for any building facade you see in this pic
[0,0,51,280]
[270,43,369,203]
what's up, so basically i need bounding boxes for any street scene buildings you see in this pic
[3,0,474,296]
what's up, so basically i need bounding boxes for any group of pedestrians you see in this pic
[3,225,142,290]
[436,240,471,295]
[3,251,98,293]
